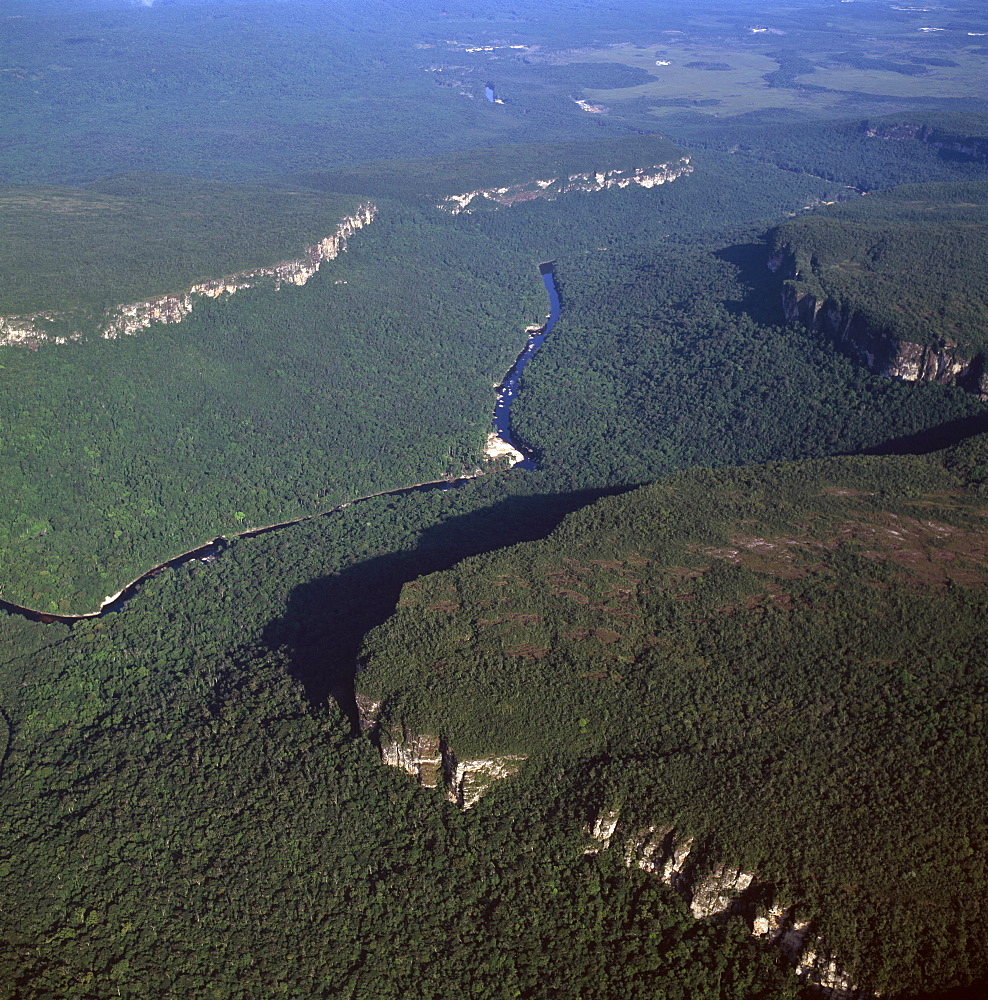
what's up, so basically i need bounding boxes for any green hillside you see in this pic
[0,175,359,316]
[772,178,988,354]
[4,436,985,999]
[359,444,988,997]
[0,198,547,613]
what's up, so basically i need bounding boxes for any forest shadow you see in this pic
[859,411,988,456]
[262,484,627,729]
[713,237,783,327]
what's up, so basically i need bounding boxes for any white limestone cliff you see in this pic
[439,159,692,214]
[0,203,376,349]
[445,751,528,809]
[778,261,988,400]
[368,714,527,809]
[589,811,865,998]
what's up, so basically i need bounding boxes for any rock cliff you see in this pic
[0,203,375,349]
[367,708,867,994]
[591,810,867,999]
[358,698,527,809]
[439,158,692,213]
[864,120,988,162]
[774,253,988,399]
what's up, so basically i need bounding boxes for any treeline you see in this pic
[358,446,988,997]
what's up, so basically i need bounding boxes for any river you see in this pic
[491,262,559,470]
[0,265,562,624]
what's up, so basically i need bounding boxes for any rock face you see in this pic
[359,699,527,809]
[439,158,692,213]
[0,203,375,349]
[381,729,445,790]
[592,809,868,999]
[777,262,988,400]
[445,750,529,809]
[864,120,988,162]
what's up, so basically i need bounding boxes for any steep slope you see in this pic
[771,179,988,396]
[358,444,988,997]
[0,203,375,349]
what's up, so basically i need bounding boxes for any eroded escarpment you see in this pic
[589,810,867,1000]
[0,203,376,349]
[864,120,988,162]
[771,250,988,399]
[357,696,527,809]
[439,158,692,213]
[383,727,527,810]
[361,724,866,999]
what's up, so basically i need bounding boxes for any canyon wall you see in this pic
[0,203,376,350]
[773,253,988,399]
[366,713,869,998]
[593,811,868,1000]
[356,695,527,809]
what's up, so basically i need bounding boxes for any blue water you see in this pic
[491,269,560,470]
[485,85,496,103]
[0,267,561,623]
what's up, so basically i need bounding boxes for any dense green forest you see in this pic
[359,444,988,998]
[660,112,988,192]
[772,178,988,353]
[3,130,987,613]
[1,0,987,996]
[0,197,555,612]
[0,176,359,316]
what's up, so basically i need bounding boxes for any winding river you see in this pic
[492,262,559,470]
[0,265,562,625]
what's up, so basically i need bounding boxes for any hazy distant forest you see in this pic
[0,0,986,998]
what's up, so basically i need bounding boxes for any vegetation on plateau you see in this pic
[359,445,988,998]
[772,178,988,354]
[0,0,986,996]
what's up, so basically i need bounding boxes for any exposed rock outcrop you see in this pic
[585,808,622,852]
[367,714,527,809]
[355,693,383,733]
[439,158,692,213]
[778,267,988,400]
[0,203,376,349]
[445,749,528,809]
[589,808,866,998]
[864,121,988,162]
[689,863,755,920]
[381,728,445,790]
